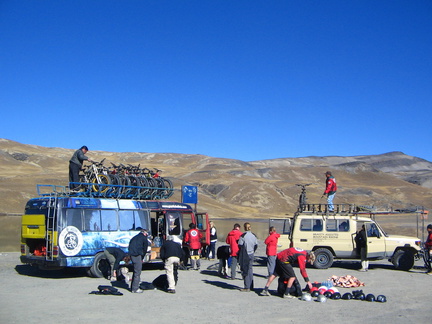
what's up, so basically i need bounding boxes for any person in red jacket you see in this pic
[322,171,337,212]
[264,226,280,277]
[260,247,315,298]
[425,224,432,274]
[225,223,242,280]
[184,223,202,270]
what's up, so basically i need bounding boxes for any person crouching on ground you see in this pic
[104,247,131,282]
[238,222,258,292]
[160,236,185,294]
[260,247,315,298]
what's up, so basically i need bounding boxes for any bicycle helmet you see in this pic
[366,294,375,302]
[316,294,327,303]
[324,291,333,298]
[376,295,387,303]
[311,290,319,297]
[301,293,312,301]
[342,292,353,300]
[355,293,365,300]
[331,292,342,300]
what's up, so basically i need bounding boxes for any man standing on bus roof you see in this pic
[322,171,337,212]
[128,228,149,293]
[69,145,92,190]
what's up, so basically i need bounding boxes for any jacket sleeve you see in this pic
[297,255,310,282]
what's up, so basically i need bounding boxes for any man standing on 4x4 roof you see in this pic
[322,171,337,212]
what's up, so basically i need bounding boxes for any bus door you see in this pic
[195,212,210,246]
[151,211,182,245]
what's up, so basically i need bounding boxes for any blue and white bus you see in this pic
[20,196,209,277]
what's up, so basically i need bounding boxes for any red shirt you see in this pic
[277,247,309,280]
[264,232,280,256]
[425,231,432,249]
[226,229,243,256]
[184,228,202,250]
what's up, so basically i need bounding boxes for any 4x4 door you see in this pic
[364,222,386,259]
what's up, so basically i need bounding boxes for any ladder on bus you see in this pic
[45,193,59,261]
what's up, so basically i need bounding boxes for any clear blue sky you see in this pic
[1,1,431,162]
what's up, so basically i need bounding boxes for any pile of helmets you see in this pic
[302,286,387,303]
[341,290,387,302]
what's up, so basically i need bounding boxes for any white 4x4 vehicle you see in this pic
[270,204,422,271]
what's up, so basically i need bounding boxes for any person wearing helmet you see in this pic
[425,224,432,274]
[260,247,315,298]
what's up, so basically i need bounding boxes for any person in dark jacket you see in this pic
[128,228,149,293]
[355,225,368,271]
[104,247,130,282]
[160,236,185,294]
[69,146,92,190]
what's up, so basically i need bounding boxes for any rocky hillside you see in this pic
[1,138,431,218]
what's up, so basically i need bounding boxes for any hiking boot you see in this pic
[239,288,251,292]
[132,289,144,293]
[260,289,270,296]
[283,293,295,299]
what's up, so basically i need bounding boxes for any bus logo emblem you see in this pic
[59,226,83,256]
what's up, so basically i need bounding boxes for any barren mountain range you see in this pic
[1,138,431,218]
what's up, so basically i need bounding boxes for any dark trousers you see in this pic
[131,255,143,292]
[69,162,81,189]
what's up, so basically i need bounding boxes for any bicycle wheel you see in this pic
[138,176,150,199]
[108,174,122,197]
[128,175,141,198]
[119,175,131,197]
[92,174,111,193]
[152,178,165,199]
[146,178,159,200]
[161,177,174,199]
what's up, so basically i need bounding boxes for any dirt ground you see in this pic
[1,241,430,324]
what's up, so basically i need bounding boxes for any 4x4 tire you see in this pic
[392,250,414,271]
[313,248,334,269]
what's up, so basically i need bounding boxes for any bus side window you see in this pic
[136,210,149,231]
[119,210,135,231]
[101,210,118,231]
[84,210,101,232]
[65,209,83,230]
